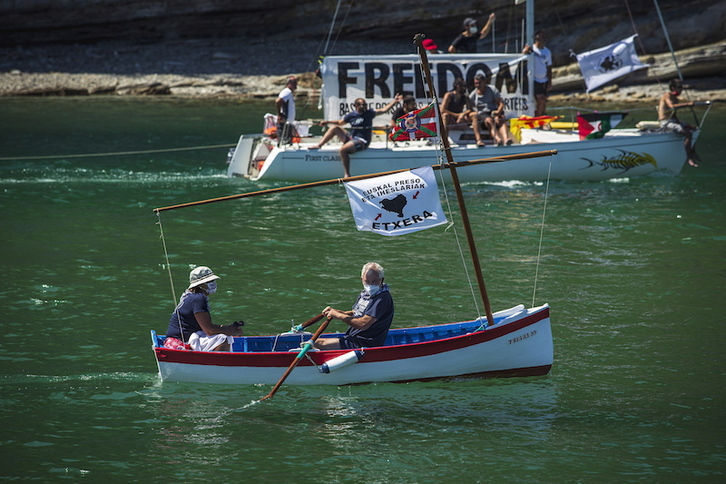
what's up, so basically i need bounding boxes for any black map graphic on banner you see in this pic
[379,194,407,217]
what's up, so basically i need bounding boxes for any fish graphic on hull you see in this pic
[581,150,658,172]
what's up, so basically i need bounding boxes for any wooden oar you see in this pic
[295,312,325,331]
[259,316,332,401]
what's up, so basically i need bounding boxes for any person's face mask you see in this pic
[469,26,478,34]
[205,280,217,294]
[363,284,380,296]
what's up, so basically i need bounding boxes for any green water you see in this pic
[0,97,724,482]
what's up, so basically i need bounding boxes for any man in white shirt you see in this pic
[523,31,553,117]
[275,76,297,143]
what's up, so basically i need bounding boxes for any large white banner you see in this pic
[344,166,447,236]
[576,35,648,93]
[320,54,530,121]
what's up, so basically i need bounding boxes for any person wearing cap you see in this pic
[422,38,442,54]
[658,78,701,167]
[165,266,243,351]
[275,76,298,144]
[448,12,496,54]
[470,73,513,147]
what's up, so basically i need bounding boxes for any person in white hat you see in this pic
[165,266,244,351]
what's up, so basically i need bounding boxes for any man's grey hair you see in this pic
[361,262,384,279]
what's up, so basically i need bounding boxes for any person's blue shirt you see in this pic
[344,108,377,144]
[344,284,394,347]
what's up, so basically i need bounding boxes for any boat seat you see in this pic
[636,120,662,131]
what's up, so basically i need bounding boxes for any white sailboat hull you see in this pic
[228,129,691,183]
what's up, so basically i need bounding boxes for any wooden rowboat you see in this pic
[151,304,552,385]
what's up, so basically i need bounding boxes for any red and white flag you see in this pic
[389,102,438,141]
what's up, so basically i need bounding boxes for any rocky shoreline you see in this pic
[1,38,724,104]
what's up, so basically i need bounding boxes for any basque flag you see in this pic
[389,102,438,141]
[577,112,627,140]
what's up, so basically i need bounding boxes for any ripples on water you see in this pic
[1,99,724,481]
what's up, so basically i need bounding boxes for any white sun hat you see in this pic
[188,266,220,289]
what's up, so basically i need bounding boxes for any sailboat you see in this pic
[226,0,711,183]
[151,36,554,388]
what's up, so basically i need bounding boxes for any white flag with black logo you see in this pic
[576,35,648,93]
[344,166,447,236]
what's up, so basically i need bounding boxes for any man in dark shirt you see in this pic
[448,13,496,54]
[310,95,401,177]
[315,262,394,349]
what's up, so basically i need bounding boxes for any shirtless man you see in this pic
[658,79,701,167]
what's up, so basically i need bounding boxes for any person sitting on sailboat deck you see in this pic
[440,77,475,130]
[448,13,495,54]
[390,95,418,131]
[470,73,513,147]
[658,78,702,167]
[314,262,394,350]
[165,266,244,352]
[309,95,402,178]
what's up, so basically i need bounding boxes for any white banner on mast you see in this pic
[344,166,447,236]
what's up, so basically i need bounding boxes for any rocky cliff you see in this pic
[2,0,725,65]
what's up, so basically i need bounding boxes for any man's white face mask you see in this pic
[469,26,478,35]
[363,284,381,296]
[205,280,218,294]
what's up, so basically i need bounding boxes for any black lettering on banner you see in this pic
[338,62,359,98]
[339,102,354,117]
[436,63,464,95]
[392,63,415,97]
[414,65,428,99]
[365,63,391,98]
[465,62,493,87]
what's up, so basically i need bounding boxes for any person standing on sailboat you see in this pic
[165,266,244,352]
[315,262,394,350]
[448,13,496,54]
[658,78,701,167]
[522,31,553,117]
[275,76,298,144]
[309,95,402,178]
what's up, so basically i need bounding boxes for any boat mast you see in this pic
[413,33,494,327]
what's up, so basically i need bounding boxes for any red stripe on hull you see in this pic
[155,307,549,368]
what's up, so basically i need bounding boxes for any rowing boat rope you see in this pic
[0,143,235,162]
[156,211,186,343]
[532,157,553,307]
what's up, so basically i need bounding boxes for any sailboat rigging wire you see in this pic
[323,0,343,55]
[652,0,682,83]
[532,155,553,308]
[156,212,185,341]
[330,0,355,55]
